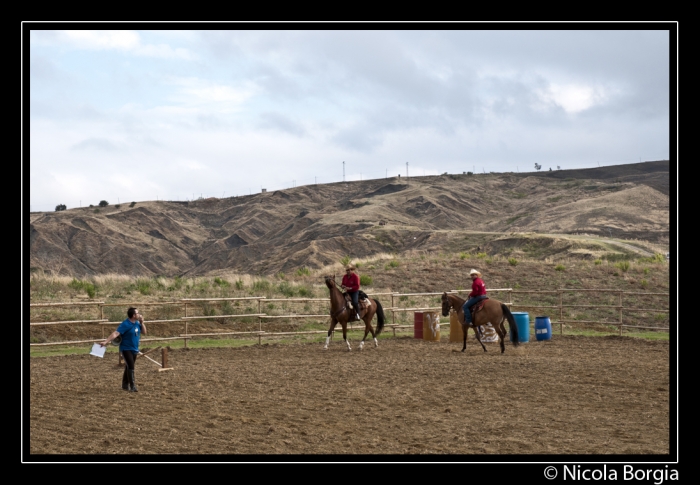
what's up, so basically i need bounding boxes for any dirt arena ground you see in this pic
[28,334,671,458]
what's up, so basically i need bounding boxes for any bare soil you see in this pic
[28,334,671,457]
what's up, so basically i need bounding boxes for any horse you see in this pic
[441,292,520,354]
[323,275,385,351]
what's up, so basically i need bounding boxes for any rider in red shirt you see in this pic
[462,269,488,325]
[341,264,361,320]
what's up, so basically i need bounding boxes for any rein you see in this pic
[327,278,349,319]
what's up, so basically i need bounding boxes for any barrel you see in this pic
[510,312,530,343]
[449,311,464,342]
[478,323,499,342]
[422,312,440,341]
[414,312,423,339]
[535,316,552,341]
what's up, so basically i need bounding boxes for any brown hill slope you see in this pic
[29,160,670,277]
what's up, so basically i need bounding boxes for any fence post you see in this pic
[619,291,624,336]
[391,293,395,326]
[559,290,563,335]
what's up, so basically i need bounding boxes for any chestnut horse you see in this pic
[441,292,520,353]
[324,275,385,351]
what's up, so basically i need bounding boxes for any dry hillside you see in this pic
[29,160,670,277]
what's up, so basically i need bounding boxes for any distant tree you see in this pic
[549,167,552,171]
[467,171,473,176]
[54,204,67,212]
[98,200,109,207]
[557,166,561,170]
[129,201,136,207]
[534,163,542,171]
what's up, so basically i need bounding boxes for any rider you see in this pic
[341,264,361,320]
[462,269,488,326]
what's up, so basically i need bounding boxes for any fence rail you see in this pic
[29,288,670,347]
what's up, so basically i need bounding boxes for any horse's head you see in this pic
[441,292,451,317]
[324,275,336,289]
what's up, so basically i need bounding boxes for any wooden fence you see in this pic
[29,288,669,348]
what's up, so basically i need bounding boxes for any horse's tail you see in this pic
[501,303,519,347]
[374,299,385,335]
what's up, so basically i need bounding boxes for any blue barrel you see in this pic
[510,312,530,343]
[535,316,552,341]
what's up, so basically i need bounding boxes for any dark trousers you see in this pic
[462,295,488,323]
[122,350,137,370]
[348,291,359,316]
[121,350,138,388]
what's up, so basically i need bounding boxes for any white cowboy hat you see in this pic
[469,269,482,276]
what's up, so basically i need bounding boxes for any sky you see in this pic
[25,26,674,212]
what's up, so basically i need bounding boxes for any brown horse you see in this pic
[441,292,520,353]
[324,275,385,351]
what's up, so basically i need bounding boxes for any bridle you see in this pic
[326,276,349,319]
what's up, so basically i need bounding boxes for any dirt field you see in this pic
[28,334,671,458]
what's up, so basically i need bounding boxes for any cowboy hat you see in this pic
[469,269,482,276]
[345,264,356,271]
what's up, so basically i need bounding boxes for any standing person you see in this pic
[462,269,489,326]
[101,307,147,392]
[341,264,361,320]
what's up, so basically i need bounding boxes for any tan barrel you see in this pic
[422,311,440,341]
[449,311,464,342]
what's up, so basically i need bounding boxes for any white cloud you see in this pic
[60,30,140,50]
[37,30,194,59]
[541,83,612,114]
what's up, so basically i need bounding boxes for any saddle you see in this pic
[470,297,489,320]
[344,290,371,313]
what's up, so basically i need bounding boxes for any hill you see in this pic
[28,160,670,277]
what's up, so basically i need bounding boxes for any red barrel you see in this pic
[414,312,423,339]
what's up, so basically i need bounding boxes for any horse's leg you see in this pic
[473,321,487,352]
[359,319,370,351]
[342,320,351,351]
[324,319,338,350]
[461,323,468,352]
[369,307,378,347]
[496,317,507,353]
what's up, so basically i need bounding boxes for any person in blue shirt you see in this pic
[101,307,147,392]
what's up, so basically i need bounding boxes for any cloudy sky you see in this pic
[26,27,673,212]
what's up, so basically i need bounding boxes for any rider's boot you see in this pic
[122,367,129,390]
[129,370,138,392]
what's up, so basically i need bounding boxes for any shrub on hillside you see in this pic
[129,201,136,207]
[508,258,518,266]
[615,261,630,272]
[253,279,270,292]
[98,200,109,207]
[55,204,67,211]
[278,281,296,297]
[555,264,566,272]
[213,277,230,287]
[360,274,373,286]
